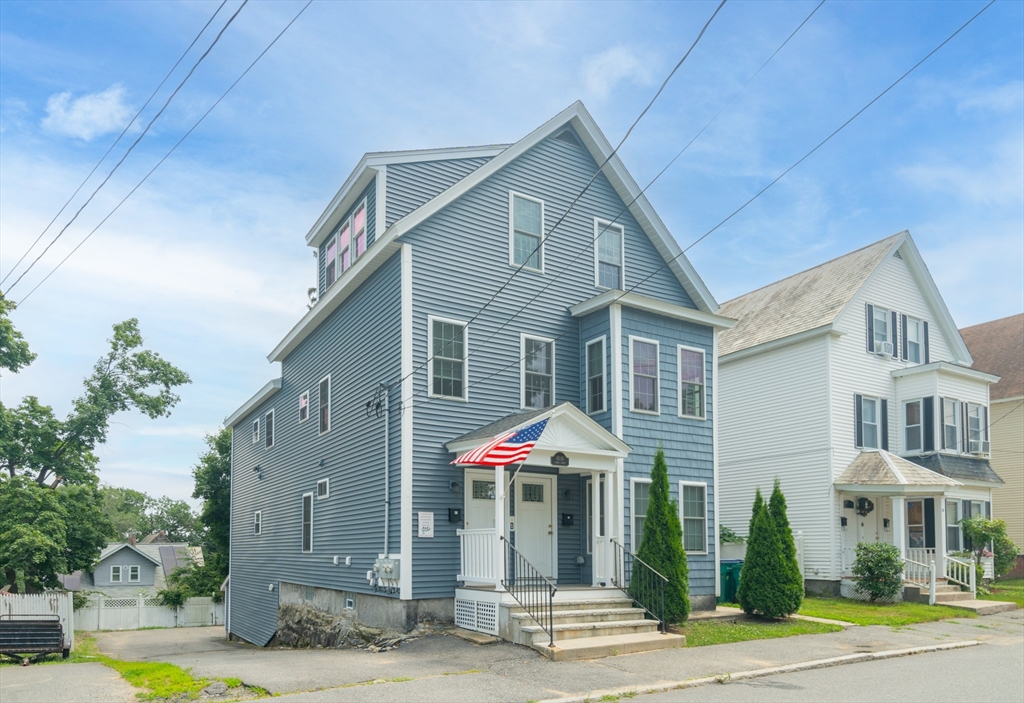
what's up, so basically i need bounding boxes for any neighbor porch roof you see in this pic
[835,450,961,490]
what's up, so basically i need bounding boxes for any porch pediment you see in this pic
[834,450,961,493]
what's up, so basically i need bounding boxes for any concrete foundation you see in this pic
[804,579,840,597]
[690,594,716,612]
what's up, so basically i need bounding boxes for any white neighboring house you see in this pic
[717,231,1003,596]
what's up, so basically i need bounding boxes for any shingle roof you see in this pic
[959,313,1024,401]
[718,233,903,356]
[447,406,553,446]
[835,450,961,486]
[906,453,1004,485]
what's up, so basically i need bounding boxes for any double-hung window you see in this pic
[586,337,606,414]
[942,398,959,451]
[678,346,705,419]
[110,565,122,583]
[860,396,880,449]
[907,500,925,548]
[265,410,275,449]
[522,335,554,409]
[317,478,329,499]
[510,193,543,271]
[906,317,922,363]
[595,219,624,289]
[873,306,890,352]
[945,500,960,551]
[338,220,352,274]
[680,482,708,553]
[630,337,659,413]
[967,403,987,453]
[325,238,338,288]
[430,317,467,400]
[631,479,651,551]
[252,420,259,444]
[254,510,262,536]
[318,376,331,435]
[301,493,313,553]
[353,203,367,258]
[904,400,922,452]
[128,565,140,582]
[299,391,309,423]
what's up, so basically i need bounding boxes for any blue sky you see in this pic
[1,0,1021,502]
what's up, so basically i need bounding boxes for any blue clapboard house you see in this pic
[224,102,734,657]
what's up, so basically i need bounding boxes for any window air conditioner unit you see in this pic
[874,341,894,357]
[971,441,990,455]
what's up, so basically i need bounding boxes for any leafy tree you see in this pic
[738,487,801,618]
[962,516,1019,580]
[160,560,223,603]
[633,446,690,623]
[0,477,67,592]
[192,428,231,580]
[101,486,154,541]
[851,542,903,602]
[0,293,35,373]
[768,479,803,613]
[150,496,200,544]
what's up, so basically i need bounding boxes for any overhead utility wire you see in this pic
[412,0,827,405]
[387,0,727,398]
[0,0,229,288]
[5,0,250,296]
[409,0,996,411]
[17,1,314,306]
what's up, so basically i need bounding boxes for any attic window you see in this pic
[554,129,581,148]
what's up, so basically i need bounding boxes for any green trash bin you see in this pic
[718,559,743,605]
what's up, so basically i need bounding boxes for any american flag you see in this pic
[453,419,548,467]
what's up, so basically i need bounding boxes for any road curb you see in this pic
[537,640,982,703]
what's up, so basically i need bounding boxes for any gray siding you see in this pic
[93,550,156,587]
[579,310,612,431]
[620,306,716,597]
[557,474,588,583]
[229,252,402,646]
[385,158,492,227]
[405,131,697,599]
[318,178,377,297]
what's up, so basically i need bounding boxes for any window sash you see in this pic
[631,340,659,413]
[431,319,467,399]
[325,239,337,287]
[254,511,262,535]
[110,566,121,583]
[523,336,553,409]
[945,500,959,551]
[943,399,958,450]
[862,397,879,449]
[906,318,921,363]
[679,347,704,418]
[512,195,543,270]
[596,221,623,289]
[252,420,259,444]
[265,410,274,449]
[128,565,140,582]
[302,494,313,553]
[319,377,330,434]
[873,308,889,345]
[904,400,922,452]
[586,338,605,414]
[299,392,308,422]
[353,203,367,258]
[681,483,707,553]
[632,480,650,550]
[967,404,985,452]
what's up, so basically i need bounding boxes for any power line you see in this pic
[383,0,727,402]
[413,0,827,406]
[4,0,250,296]
[408,0,996,413]
[17,1,314,306]
[0,0,229,288]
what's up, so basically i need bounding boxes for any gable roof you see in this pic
[959,313,1024,401]
[98,542,163,566]
[718,231,972,363]
[268,102,718,363]
[835,450,961,487]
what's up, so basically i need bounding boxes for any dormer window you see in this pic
[325,239,338,287]
[339,220,352,274]
[353,203,367,258]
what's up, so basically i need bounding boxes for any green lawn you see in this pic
[798,597,975,626]
[982,578,1024,608]
[676,618,843,647]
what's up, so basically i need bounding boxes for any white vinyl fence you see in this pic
[0,592,75,649]
[75,595,223,631]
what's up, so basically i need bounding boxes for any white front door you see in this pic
[515,476,555,579]
[464,472,497,530]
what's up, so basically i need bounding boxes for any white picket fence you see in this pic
[75,595,223,631]
[0,592,75,649]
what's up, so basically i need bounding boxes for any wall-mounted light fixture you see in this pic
[449,480,462,494]
[319,458,326,468]
[563,489,574,501]
[253,465,263,480]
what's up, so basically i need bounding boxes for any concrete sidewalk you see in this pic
[92,609,1022,702]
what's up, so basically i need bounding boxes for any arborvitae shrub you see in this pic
[769,479,804,614]
[738,486,799,618]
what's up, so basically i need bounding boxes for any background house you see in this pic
[960,313,1024,577]
[58,541,201,597]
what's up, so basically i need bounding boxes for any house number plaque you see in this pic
[550,452,569,467]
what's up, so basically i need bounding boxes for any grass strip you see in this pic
[980,578,1024,608]
[677,617,842,647]
[798,597,975,626]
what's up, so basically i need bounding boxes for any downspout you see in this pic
[383,384,390,557]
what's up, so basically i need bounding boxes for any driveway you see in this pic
[0,663,135,703]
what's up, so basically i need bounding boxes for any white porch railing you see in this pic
[945,555,976,596]
[457,528,499,586]
[906,548,936,565]
[903,557,936,605]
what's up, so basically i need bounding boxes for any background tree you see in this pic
[634,446,690,623]
[962,516,1019,580]
[768,479,804,613]
[149,496,200,544]
[192,428,231,581]
[0,293,35,373]
[101,486,154,540]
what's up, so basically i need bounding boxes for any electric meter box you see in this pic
[372,557,401,580]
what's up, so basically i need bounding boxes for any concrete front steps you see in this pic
[904,582,1018,614]
[507,594,685,660]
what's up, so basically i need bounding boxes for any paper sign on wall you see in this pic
[418,512,434,538]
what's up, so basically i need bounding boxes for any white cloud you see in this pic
[41,84,132,141]
[581,46,654,102]
[897,136,1024,207]
[956,80,1024,114]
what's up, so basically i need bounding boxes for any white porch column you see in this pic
[936,495,948,578]
[892,496,906,560]
[590,470,601,586]
[494,464,505,591]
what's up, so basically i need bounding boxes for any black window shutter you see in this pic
[984,406,989,441]
[866,304,874,352]
[924,498,935,549]
[901,314,909,360]
[940,397,947,450]
[923,396,935,452]
[961,402,968,453]
[985,501,991,519]
[881,399,889,451]
[962,499,973,551]
[923,321,930,363]
[890,311,898,356]
[855,394,863,447]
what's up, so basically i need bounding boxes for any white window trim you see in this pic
[585,336,607,415]
[584,477,593,555]
[628,335,660,415]
[677,344,706,420]
[942,397,959,452]
[302,492,314,553]
[871,305,892,352]
[317,478,330,499]
[128,565,140,582]
[351,197,369,262]
[903,399,922,454]
[427,315,469,401]
[299,390,309,423]
[324,230,339,289]
[520,333,555,409]
[630,477,652,552]
[337,216,352,276]
[318,374,332,436]
[860,395,881,449]
[906,316,922,363]
[593,218,626,290]
[508,190,545,273]
[110,565,122,583]
[967,403,986,453]
[679,480,709,555]
[252,419,259,444]
[265,409,275,449]
[254,510,262,536]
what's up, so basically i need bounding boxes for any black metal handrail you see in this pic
[500,535,558,648]
[611,538,668,634]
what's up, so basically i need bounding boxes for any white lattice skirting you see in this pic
[454,597,498,635]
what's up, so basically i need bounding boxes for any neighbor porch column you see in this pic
[891,495,906,560]
[936,495,948,578]
[590,470,601,586]
[494,464,505,591]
